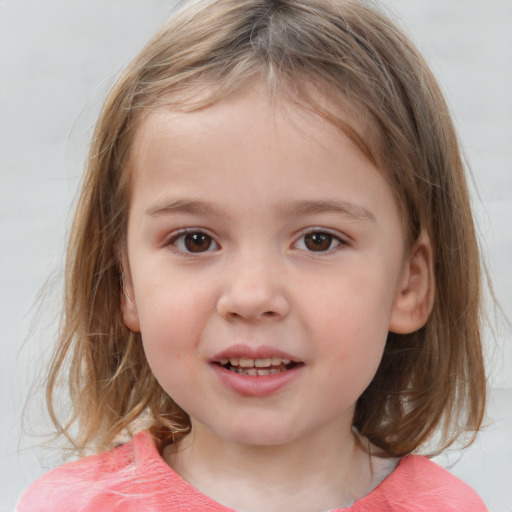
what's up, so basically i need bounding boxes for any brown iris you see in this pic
[303,232,334,252]
[183,232,213,252]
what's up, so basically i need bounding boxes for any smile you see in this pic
[218,357,298,376]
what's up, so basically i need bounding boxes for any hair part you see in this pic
[46,0,486,457]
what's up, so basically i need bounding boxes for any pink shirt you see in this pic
[17,431,488,511]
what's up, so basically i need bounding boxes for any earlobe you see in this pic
[120,265,141,333]
[388,232,435,334]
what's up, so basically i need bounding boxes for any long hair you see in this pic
[46,0,486,457]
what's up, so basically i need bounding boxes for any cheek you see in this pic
[300,265,395,360]
[135,280,211,368]
[138,300,200,403]
[135,264,209,330]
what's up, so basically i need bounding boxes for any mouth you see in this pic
[215,357,299,376]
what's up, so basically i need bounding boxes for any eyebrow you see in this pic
[279,199,376,222]
[147,199,226,217]
[146,198,375,222]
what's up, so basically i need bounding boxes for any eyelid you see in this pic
[292,227,349,253]
[164,228,220,255]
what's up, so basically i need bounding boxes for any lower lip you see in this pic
[211,364,303,397]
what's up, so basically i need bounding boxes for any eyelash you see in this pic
[164,228,347,255]
[293,229,347,254]
[165,229,220,255]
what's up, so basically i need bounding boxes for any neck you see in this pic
[163,418,382,512]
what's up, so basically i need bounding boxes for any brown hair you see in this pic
[46,0,486,457]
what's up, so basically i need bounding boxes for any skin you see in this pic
[122,82,433,512]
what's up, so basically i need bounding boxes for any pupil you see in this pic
[185,233,211,252]
[305,233,332,251]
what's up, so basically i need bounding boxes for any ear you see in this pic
[388,232,435,334]
[120,260,141,333]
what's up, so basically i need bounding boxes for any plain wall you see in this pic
[1,1,511,510]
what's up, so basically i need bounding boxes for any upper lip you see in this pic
[211,344,300,363]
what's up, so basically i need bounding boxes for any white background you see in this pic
[1,1,511,510]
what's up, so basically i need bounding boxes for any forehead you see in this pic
[129,78,381,171]
[128,83,368,181]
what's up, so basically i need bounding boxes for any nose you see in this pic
[216,254,290,322]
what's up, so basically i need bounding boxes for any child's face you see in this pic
[122,84,411,448]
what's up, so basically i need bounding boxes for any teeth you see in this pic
[219,356,296,376]
[224,357,293,369]
[234,368,279,376]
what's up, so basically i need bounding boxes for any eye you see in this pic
[295,231,345,252]
[168,231,220,254]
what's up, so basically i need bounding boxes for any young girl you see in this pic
[18,0,489,510]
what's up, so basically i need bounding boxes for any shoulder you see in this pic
[15,431,155,512]
[352,455,488,511]
[16,431,233,512]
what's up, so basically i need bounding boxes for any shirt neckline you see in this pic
[132,430,415,511]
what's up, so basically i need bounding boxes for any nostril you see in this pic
[217,291,290,321]
[226,310,279,321]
